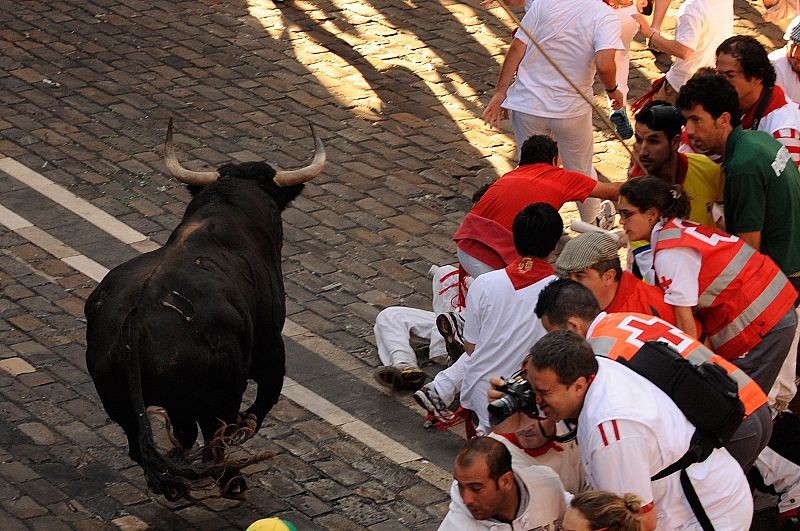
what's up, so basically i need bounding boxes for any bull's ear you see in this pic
[272,124,325,186]
[164,117,220,186]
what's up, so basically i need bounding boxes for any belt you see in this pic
[603,0,635,7]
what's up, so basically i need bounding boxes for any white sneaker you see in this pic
[414,384,455,426]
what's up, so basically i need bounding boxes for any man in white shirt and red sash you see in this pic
[716,35,800,167]
[417,203,563,437]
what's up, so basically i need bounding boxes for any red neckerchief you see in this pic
[630,152,688,185]
[741,85,787,129]
[504,257,554,291]
[630,75,666,114]
[495,432,563,457]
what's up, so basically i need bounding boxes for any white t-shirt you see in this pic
[461,271,556,432]
[503,0,623,118]
[651,222,702,307]
[665,0,733,91]
[439,464,568,531]
[771,48,800,104]
[579,358,753,530]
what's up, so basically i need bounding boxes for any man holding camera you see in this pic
[438,436,569,530]
[490,279,768,528]
[493,329,753,530]
[528,278,770,471]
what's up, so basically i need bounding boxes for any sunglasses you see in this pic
[617,208,639,220]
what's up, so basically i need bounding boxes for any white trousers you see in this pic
[374,265,462,368]
[755,446,800,514]
[768,307,800,410]
[430,354,465,405]
[510,109,599,223]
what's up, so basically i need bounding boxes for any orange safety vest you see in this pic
[588,312,767,416]
[652,219,797,359]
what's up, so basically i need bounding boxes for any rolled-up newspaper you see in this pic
[570,220,624,244]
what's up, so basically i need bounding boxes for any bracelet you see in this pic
[604,85,618,94]
[649,28,658,39]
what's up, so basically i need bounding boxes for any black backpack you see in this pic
[615,340,746,531]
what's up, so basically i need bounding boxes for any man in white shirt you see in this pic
[482,0,623,223]
[498,330,753,530]
[632,0,733,105]
[489,418,585,495]
[454,203,562,435]
[770,17,800,104]
[439,436,568,530]
[716,35,800,167]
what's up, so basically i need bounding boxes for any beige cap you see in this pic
[555,231,620,276]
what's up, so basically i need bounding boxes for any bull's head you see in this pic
[164,118,326,187]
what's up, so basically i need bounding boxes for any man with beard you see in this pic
[630,100,723,227]
[439,436,568,530]
[676,73,800,285]
[716,35,800,168]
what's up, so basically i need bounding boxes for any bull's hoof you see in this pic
[237,411,258,428]
[233,412,258,444]
[221,475,248,500]
[165,487,183,502]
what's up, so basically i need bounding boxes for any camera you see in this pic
[488,371,539,426]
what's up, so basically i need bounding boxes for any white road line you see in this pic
[0,156,159,251]
[0,203,107,282]
[0,157,451,488]
[0,203,30,230]
[282,377,422,464]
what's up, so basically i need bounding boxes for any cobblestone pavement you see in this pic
[0,0,792,529]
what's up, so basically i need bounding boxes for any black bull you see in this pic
[84,120,325,500]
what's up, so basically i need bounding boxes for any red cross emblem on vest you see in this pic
[659,276,673,290]
[617,315,691,351]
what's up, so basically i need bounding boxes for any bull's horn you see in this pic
[164,118,219,186]
[273,124,326,187]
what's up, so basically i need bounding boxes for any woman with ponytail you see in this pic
[560,490,643,531]
[618,176,796,394]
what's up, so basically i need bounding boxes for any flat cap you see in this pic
[555,231,620,276]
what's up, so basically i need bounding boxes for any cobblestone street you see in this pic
[0,0,791,529]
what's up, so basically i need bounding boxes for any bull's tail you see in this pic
[118,308,194,500]
[118,309,272,500]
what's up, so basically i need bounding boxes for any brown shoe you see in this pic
[374,367,427,391]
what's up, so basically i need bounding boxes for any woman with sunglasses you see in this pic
[560,490,643,531]
[617,176,797,393]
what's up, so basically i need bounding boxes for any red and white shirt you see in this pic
[741,85,800,168]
